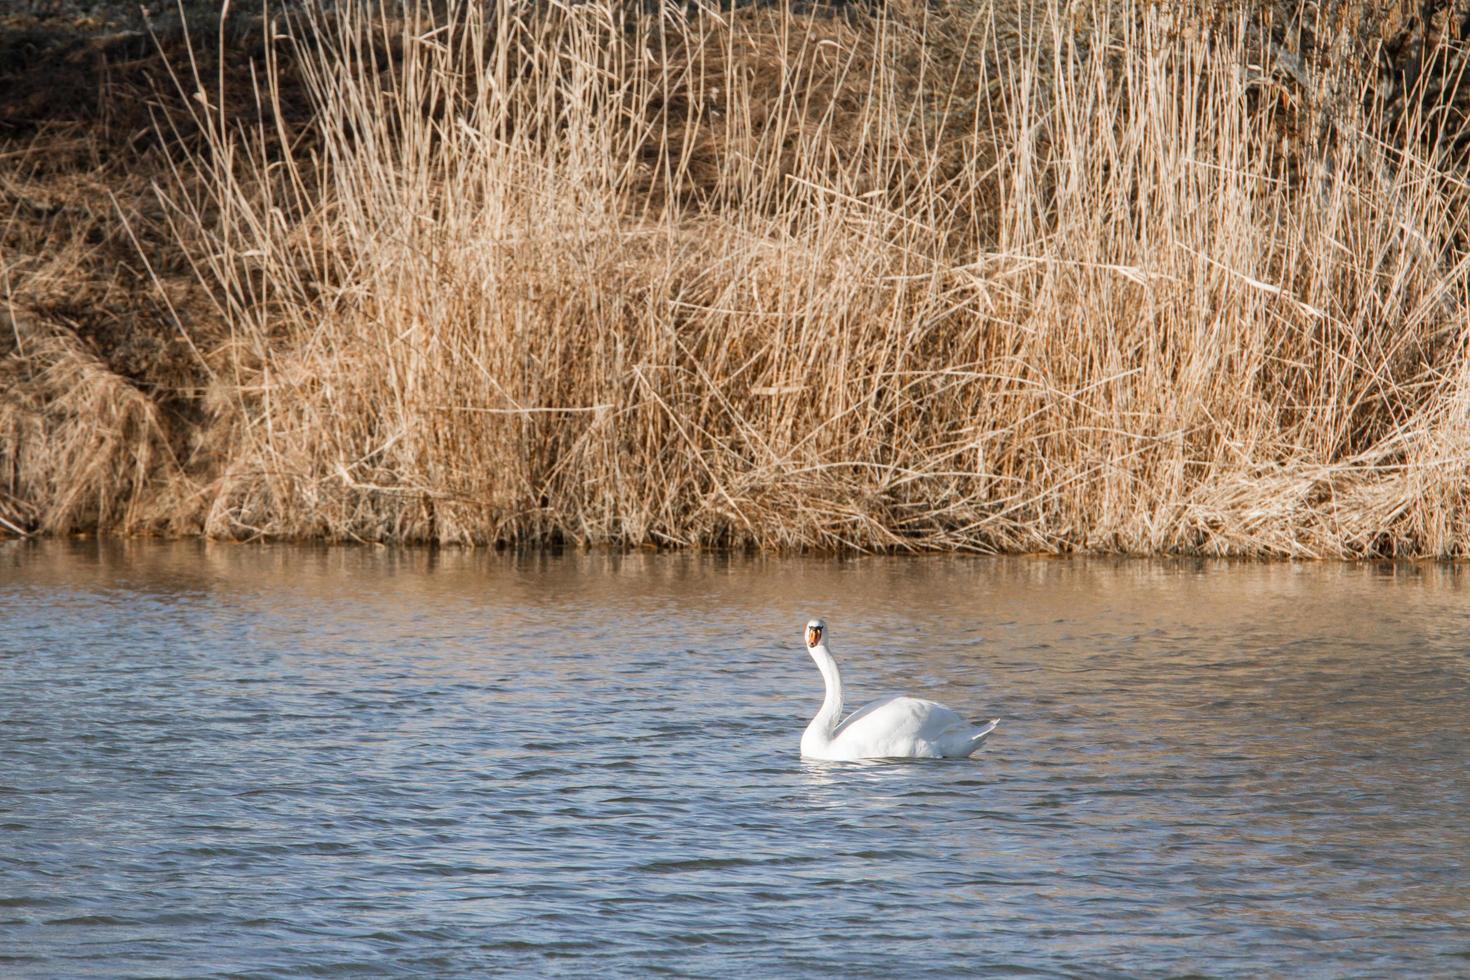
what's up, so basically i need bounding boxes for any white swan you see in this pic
[800,618,997,761]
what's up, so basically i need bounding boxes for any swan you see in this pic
[799,618,998,761]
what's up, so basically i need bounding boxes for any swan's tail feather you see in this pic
[966,718,999,755]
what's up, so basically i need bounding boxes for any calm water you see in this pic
[2,542,1469,977]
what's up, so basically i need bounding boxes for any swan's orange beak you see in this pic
[806,625,822,648]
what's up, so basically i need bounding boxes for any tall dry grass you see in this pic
[125,0,1470,553]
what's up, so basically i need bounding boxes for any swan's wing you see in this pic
[832,695,907,737]
[833,696,972,757]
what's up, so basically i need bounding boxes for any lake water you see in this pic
[2,541,1468,976]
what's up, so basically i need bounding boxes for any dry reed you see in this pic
[8,0,1470,555]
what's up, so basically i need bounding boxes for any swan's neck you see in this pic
[802,642,844,753]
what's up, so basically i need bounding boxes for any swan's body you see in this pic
[800,618,997,761]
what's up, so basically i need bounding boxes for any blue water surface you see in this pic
[2,541,1468,976]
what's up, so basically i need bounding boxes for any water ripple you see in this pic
[1,542,1468,976]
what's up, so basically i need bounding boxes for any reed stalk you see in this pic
[8,0,1470,555]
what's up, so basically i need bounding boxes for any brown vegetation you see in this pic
[5,1,1470,555]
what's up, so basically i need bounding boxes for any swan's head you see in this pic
[805,617,827,649]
